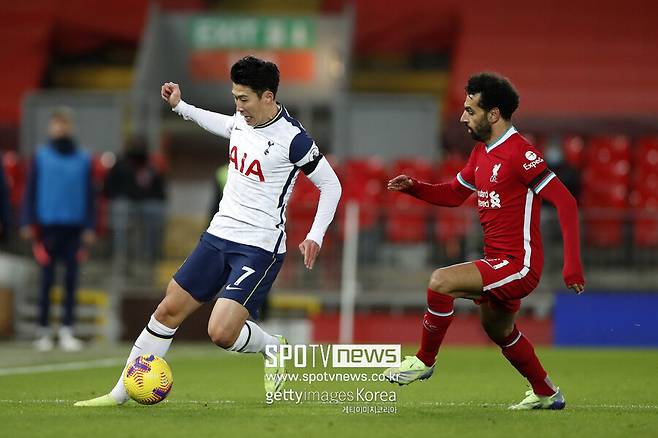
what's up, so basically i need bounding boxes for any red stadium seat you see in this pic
[582,184,627,248]
[391,157,435,183]
[580,136,631,247]
[335,157,387,234]
[562,136,585,169]
[385,191,430,243]
[633,137,658,187]
[630,191,658,247]
[584,136,631,184]
[383,158,436,243]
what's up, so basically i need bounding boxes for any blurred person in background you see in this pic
[544,137,581,201]
[208,163,229,223]
[75,56,341,407]
[384,73,584,410]
[20,107,96,352]
[542,137,582,264]
[103,135,167,267]
[0,163,10,242]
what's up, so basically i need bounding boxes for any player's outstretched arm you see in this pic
[389,175,471,207]
[161,82,234,139]
[300,158,342,270]
[539,178,585,294]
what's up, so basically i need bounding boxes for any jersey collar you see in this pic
[254,104,283,129]
[485,126,517,153]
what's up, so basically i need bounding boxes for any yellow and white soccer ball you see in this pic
[122,354,173,405]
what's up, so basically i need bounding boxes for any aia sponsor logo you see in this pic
[229,146,265,181]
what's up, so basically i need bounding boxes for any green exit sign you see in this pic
[189,16,316,49]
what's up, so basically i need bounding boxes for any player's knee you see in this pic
[428,269,454,295]
[208,323,239,349]
[153,288,182,327]
[482,321,514,344]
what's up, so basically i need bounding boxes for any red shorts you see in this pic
[473,256,540,313]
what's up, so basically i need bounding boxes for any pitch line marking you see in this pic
[0,399,654,410]
[416,401,658,410]
[0,399,236,404]
[0,358,124,376]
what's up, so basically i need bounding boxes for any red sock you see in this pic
[497,326,556,396]
[416,289,454,367]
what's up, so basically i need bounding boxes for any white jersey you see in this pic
[174,101,320,254]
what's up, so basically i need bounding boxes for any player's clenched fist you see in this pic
[387,175,414,191]
[161,82,181,108]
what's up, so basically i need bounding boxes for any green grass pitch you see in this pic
[0,343,657,437]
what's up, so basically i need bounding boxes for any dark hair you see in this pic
[465,72,519,120]
[230,56,280,97]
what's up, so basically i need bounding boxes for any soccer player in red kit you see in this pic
[383,73,585,410]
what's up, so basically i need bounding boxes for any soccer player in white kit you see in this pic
[75,56,342,406]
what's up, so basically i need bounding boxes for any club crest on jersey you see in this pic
[229,145,265,182]
[490,163,502,182]
[264,140,274,155]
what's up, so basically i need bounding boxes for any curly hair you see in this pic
[465,73,519,119]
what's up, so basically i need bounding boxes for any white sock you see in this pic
[227,320,278,354]
[109,315,178,403]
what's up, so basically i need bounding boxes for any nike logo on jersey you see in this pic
[225,285,242,291]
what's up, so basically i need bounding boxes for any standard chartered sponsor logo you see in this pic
[490,191,501,208]
[477,190,502,208]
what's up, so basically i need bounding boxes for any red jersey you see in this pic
[455,127,555,274]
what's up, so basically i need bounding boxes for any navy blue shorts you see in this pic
[173,232,285,318]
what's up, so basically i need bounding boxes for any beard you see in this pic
[467,118,492,142]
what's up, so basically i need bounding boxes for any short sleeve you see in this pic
[289,131,320,167]
[455,147,477,191]
[516,144,556,194]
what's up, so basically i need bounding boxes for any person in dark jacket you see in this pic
[0,162,11,241]
[103,135,166,266]
[21,107,95,352]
